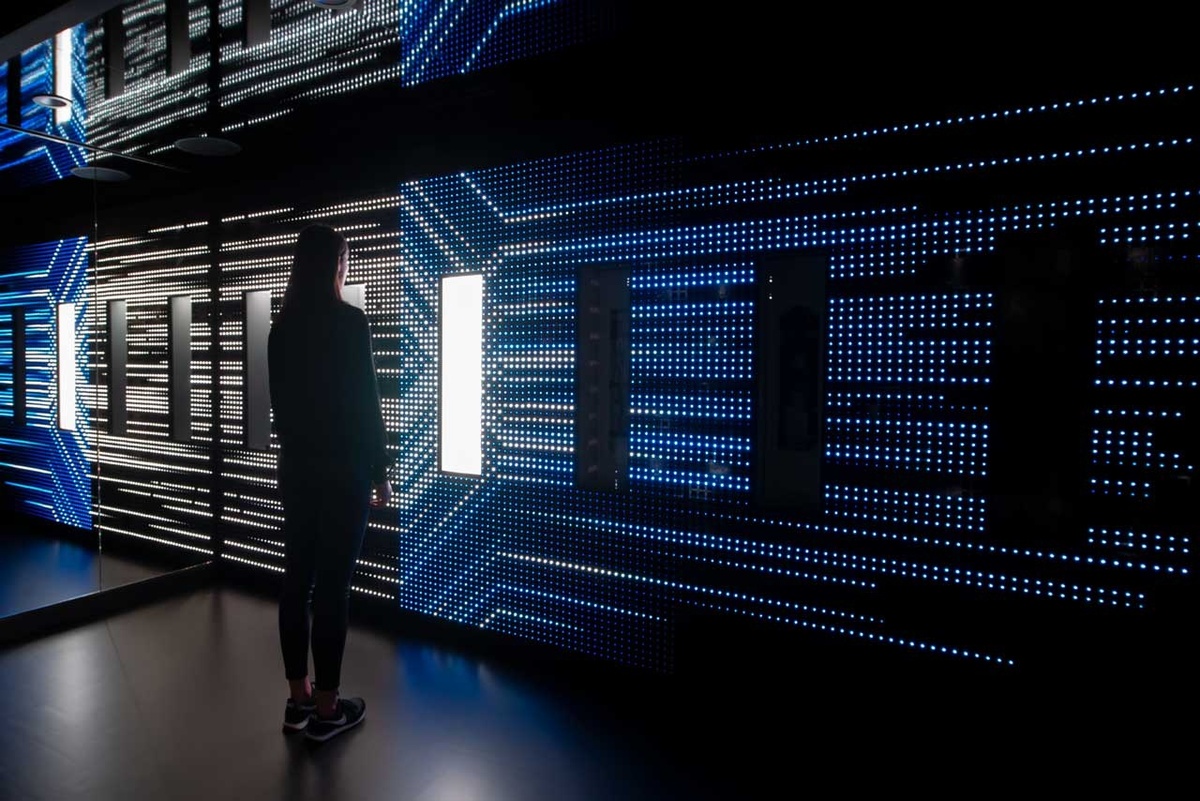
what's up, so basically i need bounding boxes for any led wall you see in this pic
[374,84,1196,672]
[87,223,214,557]
[39,79,1190,674]
[5,3,1194,678]
[86,0,606,153]
[85,0,210,156]
[0,26,87,187]
[0,239,92,528]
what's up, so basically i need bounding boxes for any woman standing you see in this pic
[268,223,392,742]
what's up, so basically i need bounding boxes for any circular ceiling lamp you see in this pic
[71,165,131,182]
[31,93,72,110]
[309,0,358,8]
[174,135,242,156]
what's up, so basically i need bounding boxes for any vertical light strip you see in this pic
[53,29,72,125]
[342,283,365,310]
[168,294,192,443]
[243,290,271,450]
[440,273,482,475]
[107,299,127,436]
[57,302,76,430]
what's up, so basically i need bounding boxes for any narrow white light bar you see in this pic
[54,29,73,125]
[342,283,365,310]
[440,273,483,475]
[57,302,76,430]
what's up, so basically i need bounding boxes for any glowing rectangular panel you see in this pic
[53,29,72,125]
[440,273,482,475]
[56,302,75,430]
[243,290,271,450]
[342,283,365,311]
[168,294,192,442]
[107,299,127,436]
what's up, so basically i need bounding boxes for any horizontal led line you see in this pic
[100,525,212,554]
[688,599,1014,667]
[708,84,1196,159]
[687,553,875,589]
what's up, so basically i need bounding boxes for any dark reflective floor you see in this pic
[0,582,1189,800]
[0,531,165,619]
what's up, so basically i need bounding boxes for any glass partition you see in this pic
[0,121,212,624]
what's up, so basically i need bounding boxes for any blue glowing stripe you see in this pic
[398,0,597,85]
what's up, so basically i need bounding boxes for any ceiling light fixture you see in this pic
[32,94,72,110]
[309,0,358,8]
[173,136,242,156]
[71,165,131,181]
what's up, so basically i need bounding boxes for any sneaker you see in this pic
[305,697,366,743]
[282,683,317,732]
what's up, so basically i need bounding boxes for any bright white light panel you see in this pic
[56,303,77,430]
[440,273,483,475]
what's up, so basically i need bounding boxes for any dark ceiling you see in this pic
[0,0,122,63]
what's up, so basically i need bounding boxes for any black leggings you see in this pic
[278,458,370,692]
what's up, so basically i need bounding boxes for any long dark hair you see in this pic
[281,224,347,314]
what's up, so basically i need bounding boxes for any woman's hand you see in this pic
[370,480,393,508]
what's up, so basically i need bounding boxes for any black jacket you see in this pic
[268,300,389,483]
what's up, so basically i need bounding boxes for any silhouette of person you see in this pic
[268,223,392,742]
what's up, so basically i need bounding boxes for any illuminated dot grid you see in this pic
[79,0,604,146]
[698,85,1197,162]
[628,261,755,502]
[88,227,217,557]
[211,0,603,140]
[17,77,1188,672]
[436,0,601,80]
[388,166,684,668]
[384,82,1195,668]
[122,0,169,84]
[487,258,574,489]
[1086,528,1190,575]
[217,0,400,133]
[19,43,53,130]
[824,292,991,503]
[827,294,993,386]
[1086,293,1200,570]
[695,92,1198,282]
[689,509,1146,612]
[0,29,88,187]
[85,0,210,155]
[471,492,678,670]
[824,484,986,533]
[390,156,1004,667]
[0,239,92,529]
